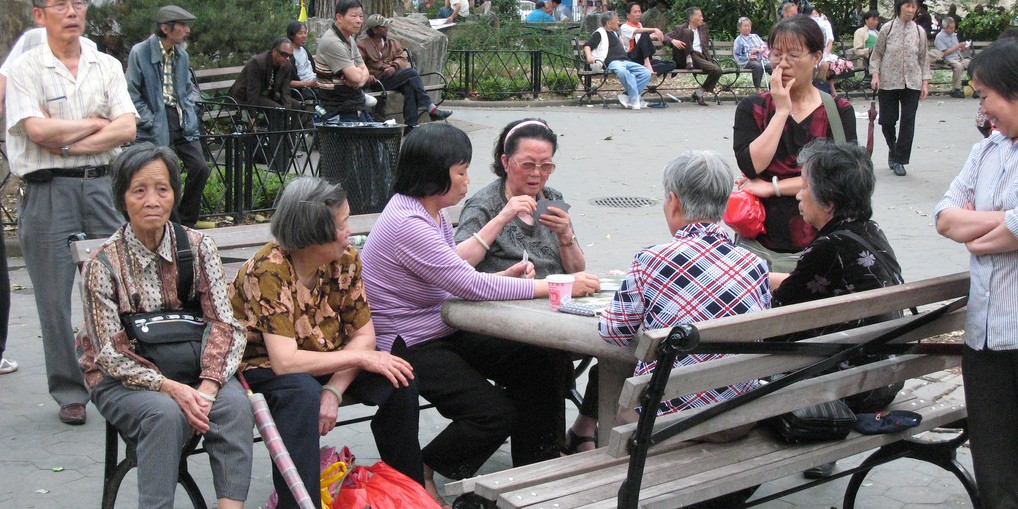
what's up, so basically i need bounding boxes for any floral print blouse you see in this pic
[772,218,903,341]
[230,242,371,370]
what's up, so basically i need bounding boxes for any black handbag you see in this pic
[768,399,856,443]
[121,223,206,384]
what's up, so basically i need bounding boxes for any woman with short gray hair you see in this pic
[662,149,735,223]
[733,17,771,93]
[229,176,423,509]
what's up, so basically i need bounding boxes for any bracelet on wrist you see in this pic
[197,391,216,403]
[322,384,343,404]
[772,176,782,197]
[473,232,490,251]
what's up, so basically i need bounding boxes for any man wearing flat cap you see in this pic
[357,14,451,128]
[126,5,210,227]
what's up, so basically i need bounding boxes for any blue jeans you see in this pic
[607,60,651,99]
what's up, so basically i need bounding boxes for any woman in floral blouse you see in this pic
[230,177,422,509]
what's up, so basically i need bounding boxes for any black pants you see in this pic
[244,368,424,509]
[743,59,772,89]
[627,36,676,76]
[0,237,8,359]
[878,88,920,165]
[962,346,1018,509]
[404,331,569,479]
[379,68,433,127]
[165,107,210,227]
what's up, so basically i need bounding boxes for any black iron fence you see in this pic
[444,49,579,100]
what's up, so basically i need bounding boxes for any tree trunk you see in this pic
[315,0,405,20]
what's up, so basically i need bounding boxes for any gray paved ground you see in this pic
[0,94,983,508]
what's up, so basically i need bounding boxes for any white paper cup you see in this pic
[547,274,575,310]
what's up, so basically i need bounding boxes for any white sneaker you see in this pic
[0,357,18,375]
[617,94,629,107]
[640,99,649,108]
[630,97,642,110]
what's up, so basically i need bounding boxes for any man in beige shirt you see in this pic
[5,0,137,425]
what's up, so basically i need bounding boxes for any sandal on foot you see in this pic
[563,428,597,454]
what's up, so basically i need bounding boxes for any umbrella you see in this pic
[237,373,317,509]
[866,100,877,156]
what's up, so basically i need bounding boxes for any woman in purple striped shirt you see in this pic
[360,123,599,506]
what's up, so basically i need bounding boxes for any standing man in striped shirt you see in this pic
[5,0,137,425]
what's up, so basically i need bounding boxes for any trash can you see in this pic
[317,122,404,214]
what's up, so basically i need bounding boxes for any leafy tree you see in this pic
[86,0,298,68]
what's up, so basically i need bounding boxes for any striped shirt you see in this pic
[5,39,138,177]
[599,222,771,415]
[934,133,1018,351]
[360,194,535,351]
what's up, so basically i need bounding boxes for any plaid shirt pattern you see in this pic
[599,222,771,415]
[162,47,177,107]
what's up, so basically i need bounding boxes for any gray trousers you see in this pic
[91,376,254,508]
[18,177,123,406]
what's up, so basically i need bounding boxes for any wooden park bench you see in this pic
[447,272,976,509]
[71,205,463,509]
[572,38,740,108]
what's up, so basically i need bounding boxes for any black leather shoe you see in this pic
[429,109,453,121]
[950,89,965,99]
[692,92,707,106]
[892,163,907,176]
[59,403,86,425]
[803,461,836,479]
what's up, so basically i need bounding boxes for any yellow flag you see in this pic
[298,0,308,22]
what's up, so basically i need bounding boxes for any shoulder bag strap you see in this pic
[171,222,196,306]
[819,91,847,143]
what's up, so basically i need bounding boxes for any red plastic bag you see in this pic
[333,461,443,509]
[723,190,767,239]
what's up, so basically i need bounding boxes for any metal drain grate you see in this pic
[590,196,658,208]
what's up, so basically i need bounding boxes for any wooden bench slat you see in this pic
[607,353,961,457]
[635,272,969,362]
[192,66,245,78]
[502,381,963,509]
[619,309,967,410]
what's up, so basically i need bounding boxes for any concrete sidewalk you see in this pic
[0,95,983,508]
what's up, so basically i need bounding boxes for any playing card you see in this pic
[532,199,570,224]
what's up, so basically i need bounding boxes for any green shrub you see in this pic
[543,71,578,96]
[87,0,297,68]
[958,4,1017,41]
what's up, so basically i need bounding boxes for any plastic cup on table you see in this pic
[547,274,575,310]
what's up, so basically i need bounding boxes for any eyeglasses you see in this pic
[769,52,809,65]
[510,157,556,175]
[41,0,88,13]
[276,50,293,59]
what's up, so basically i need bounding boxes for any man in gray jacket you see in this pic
[126,5,209,227]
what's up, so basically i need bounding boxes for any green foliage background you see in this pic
[86,0,300,68]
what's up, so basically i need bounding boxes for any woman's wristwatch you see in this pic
[560,234,578,248]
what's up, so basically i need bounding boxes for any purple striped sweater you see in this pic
[361,194,535,351]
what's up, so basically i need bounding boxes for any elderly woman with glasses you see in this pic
[454,118,600,455]
[360,123,600,505]
[733,16,857,273]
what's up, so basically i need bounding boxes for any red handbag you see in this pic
[723,190,767,239]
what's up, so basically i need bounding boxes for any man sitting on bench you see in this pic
[619,2,676,77]
[664,6,722,106]
[599,150,770,436]
[584,11,651,110]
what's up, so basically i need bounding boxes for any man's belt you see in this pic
[23,165,109,183]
